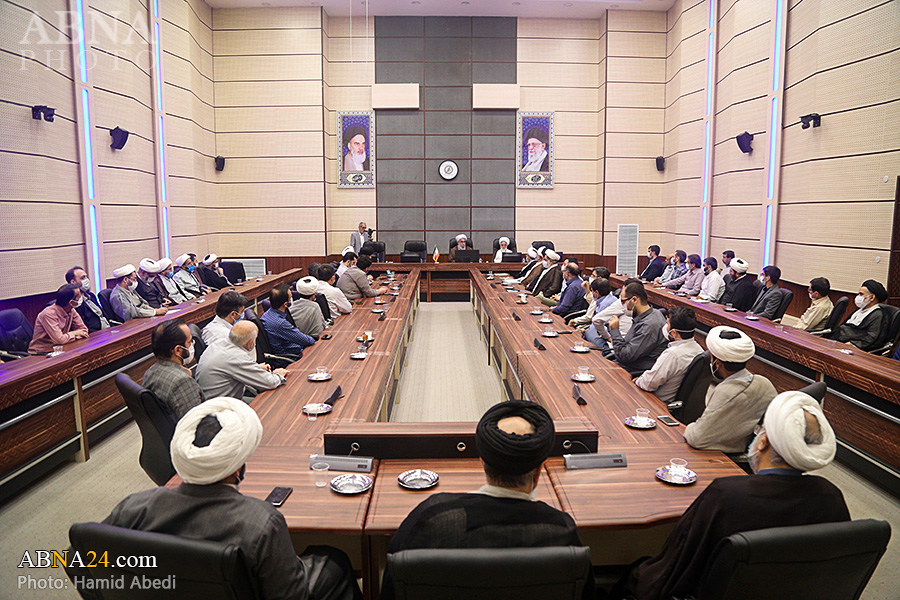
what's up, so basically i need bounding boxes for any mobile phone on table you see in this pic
[657,415,680,427]
[265,486,293,507]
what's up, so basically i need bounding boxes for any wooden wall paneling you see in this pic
[775,244,889,295]
[0,399,77,479]
[1,202,86,250]
[214,232,325,256]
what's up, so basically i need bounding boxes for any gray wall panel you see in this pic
[425,159,470,183]
[376,17,424,37]
[375,37,424,62]
[472,135,514,160]
[473,62,517,84]
[473,207,515,231]
[424,62,472,87]
[376,111,424,135]
[378,160,424,183]
[423,86,472,111]
[424,111,472,135]
[426,207,471,230]
[377,135,425,160]
[425,135,471,159]
[377,183,424,207]
[472,159,516,183]
[425,183,470,207]
[472,38,517,62]
[375,62,424,84]
[377,230,420,255]
[472,111,516,135]
[378,207,425,231]
[472,183,515,207]
[424,17,472,37]
[473,18,517,38]
[424,37,472,61]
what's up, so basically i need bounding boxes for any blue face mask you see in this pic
[187,265,195,272]
[165,270,174,279]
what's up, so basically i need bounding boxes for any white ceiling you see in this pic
[206,0,676,19]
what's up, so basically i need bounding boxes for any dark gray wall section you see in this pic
[375,16,517,255]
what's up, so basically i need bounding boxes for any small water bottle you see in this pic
[479,257,483,263]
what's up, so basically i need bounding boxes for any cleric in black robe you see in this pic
[385,400,591,600]
[614,391,850,600]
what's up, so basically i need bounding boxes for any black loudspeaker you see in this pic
[736,131,753,154]
[655,156,665,171]
[109,126,129,150]
[215,156,225,171]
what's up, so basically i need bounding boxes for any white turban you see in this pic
[202,253,218,266]
[527,247,538,259]
[707,325,755,362]
[341,245,354,256]
[537,246,547,257]
[499,237,510,245]
[157,257,172,271]
[139,258,163,274]
[170,397,262,485]
[296,276,318,296]
[731,257,749,274]
[112,264,135,278]
[456,234,467,242]
[545,250,560,262]
[764,391,836,471]
[175,253,191,267]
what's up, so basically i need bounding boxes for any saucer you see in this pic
[530,310,543,315]
[655,465,697,485]
[302,403,333,415]
[307,372,333,382]
[371,309,385,314]
[624,416,657,429]
[571,373,595,382]
[745,315,759,321]
[570,346,590,353]
[349,352,367,360]
[541,331,559,338]
[330,474,373,494]
[724,307,738,312]
[397,469,439,490]
[539,318,553,324]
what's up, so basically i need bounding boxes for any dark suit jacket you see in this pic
[75,291,106,332]
[835,307,885,351]
[720,274,756,312]
[748,284,782,320]
[197,264,230,290]
[640,257,666,281]
[135,276,166,308]
[517,259,539,279]
[530,265,563,297]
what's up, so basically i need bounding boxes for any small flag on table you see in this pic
[432,246,440,262]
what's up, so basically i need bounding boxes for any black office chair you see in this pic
[531,240,555,252]
[314,292,332,322]
[219,260,246,284]
[242,309,299,369]
[772,289,794,323]
[372,240,386,262]
[797,381,826,404]
[810,296,849,337]
[669,351,712,424]
[114,374,176,486]
[67,522,260,600]
[692,519,891,600]
[502,252,524,263]
[360,241,377,257]
[871,304,900,356]
[0,308,33,359]
[98,288,123,324]
[384,546,593,600]
[188,323,206,362]
[401,240,427,263]
[449,236,474,253]
[492,237,518,254]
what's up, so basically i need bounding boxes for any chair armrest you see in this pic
[1,351,24,362]
[263,352,300,370]
[810,328,831,337]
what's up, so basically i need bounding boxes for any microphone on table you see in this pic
[533,338,546,351]
[325,385,343,406]
[378,312,386,321]
[512,312,521,321]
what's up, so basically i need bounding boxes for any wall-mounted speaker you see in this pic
[109,126,129,150]
[215,155,225,171]
[655,156,665,172]
[736,131,753,154]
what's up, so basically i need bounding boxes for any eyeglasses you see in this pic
[753,424,765,436]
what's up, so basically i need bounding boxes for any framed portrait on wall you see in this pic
[516,111,554,188]
[338,111,375,188]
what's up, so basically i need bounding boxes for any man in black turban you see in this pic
[384,401,591,599]
[834,279,888,351]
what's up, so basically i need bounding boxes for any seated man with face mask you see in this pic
[142,319,205,422]
[683,326,777,452]
[109,264,168,321]
[135,258,173,308]
[615,391,850,600]
[196,320,288,401]
[633,306,703,404]
[833,279,887,351]
[70,397,362,600]
[155,257,194,304]
[28,284,90,353]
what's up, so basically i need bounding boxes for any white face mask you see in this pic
[709,358,724,383]
[589,276,595,284]
[181,343,195,364]
[809,292,815,300]
[542,259,550,268]
[128,280,138,292]
[647,252,652,258]
[855,294,869,309]
[662,323,672,341]
[80,278,91,292]
[670,258,676,265]
[758,273,766,283]
[74,297,83,308]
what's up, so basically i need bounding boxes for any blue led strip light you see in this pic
[701,206,708,258]
[81,89,95,199]
[702,121,711,204]
[772,0,784,92]
[162,206,171,257]
[75,0,88,83]
[763,205,773,265]
[705,33,714,115]
[708,0,715,29]
[158,116,168,203]
[154,22,164,111]
[89,205,101,290]
[767,97,778,199]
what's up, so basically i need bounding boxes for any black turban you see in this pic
[524,127,548,145]
[475,400,555,475]
[862,279,887,303]
[343,125,367,146]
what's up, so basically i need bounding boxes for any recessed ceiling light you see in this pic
[512,1,521,4]
[461,1,470,4]
[564,2,573,5]
[412,1,420,4]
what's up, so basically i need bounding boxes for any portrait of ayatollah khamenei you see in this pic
[338,111,375,188]
[517,111,554,188]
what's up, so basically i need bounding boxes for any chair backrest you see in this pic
[360,241,377,256]
[98,288,120,323]
[188,323,206,361]
[502,252,524,263]
[68,522,260,600]
[670,351,712,424]
[531,240,555,252]
[773,288,794,321]
[0,309,34,353]
[385,546,592,600]
[372,240,386,262]
[219,260,246,283]
[114,374,176,486]
[697,519,891,600]
[243,308,273,363]
[315,292,332,321]
[401,240,428,263]
[449,236,474,252]
[492,237,518,253]
[797,381,826,404]
[874,304,900,352]
[823,296,849,333]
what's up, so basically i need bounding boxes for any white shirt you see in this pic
[195,338,286,399]
[634,338,704,404]
[202,315,233,346]
[493,248,511,263]
[472,484,536,502]
[847,303,879,327]
[592,298,633,340]
[317,280,352,316]
[336,263,349,280]
[699,269,726,302]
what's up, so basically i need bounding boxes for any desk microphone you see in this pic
[512,312,521,321]
[378,312,386,321]
[325,385,343,406]
[533,338,546,351]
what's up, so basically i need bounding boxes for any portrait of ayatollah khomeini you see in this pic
[342,124,370,172]
[522,126,550,172]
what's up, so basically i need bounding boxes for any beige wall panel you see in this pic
[520,87,599,111]
[100,204,159,243]
[607,57,666,83]
[87,6,151,54]
[0,53,75,116]
[669,0,708,40]
[712,170,765,206]
[606,107,665,133]
[517,18,601,40]
[327,206,377,232]
[167,207,203,239]
[102,240,163,273]
[213,29,321,57]
[165,116,215,152]
[665,120,704,153]
[602,232,667,259]
[717,0,769,45]
[775,243,888,294]
[709,204,761,238]
[96,162,157,205]
[215,55,321,82]
[213,157,323,183]
[666,89,704,126]
[514,184,598,207]
[787,0,886,48]
[664,148,704,178]
[606,132,664,158]
[325,186,376,208]
[517,38,600,63]
[0,201,84,250]
[0,246,87,297]
[603,207,665,232]
[322,16,374,37]
[607,9,667,33]
[554,135,602,159]
[782,102,900,165]
[515,206,599,230]
[517,63,598,88]
[780,151,900,204]
[512,229,598,253]
[165,145,210,180]
[0,103,78,161]
[213,232,325,256]
[324,86,372,110]
[216,132,323,158]
[217,182,325,207]
[714,100,768,147]
[325,62,374,87]
[324,38,374,63]
[667,56,705,96]
[167,178,206,208]
[604,182,663,206]
[213,207,324,233]
[670,205,701,236]
[713,136,768,176]
[166,85,216,131]
[212,7,321,31]
[90,54,152,110]
[607,32,667,58]
[708,237,758,263]
[323,157,339,185]
[777,201,892,249]
[553,112,601,137]
[606,82,664,108]
[216,106,323,132]
[716,60,769,111]
[0,153,81,203]
[607,157,667,183]
[663,177,704,203]
[553,159,600,184]
[92,96,154,151]
[214,80,323,107]
[170,235,211,261]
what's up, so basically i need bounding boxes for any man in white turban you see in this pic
[449,233,470,262]
[620,390,849,600]
[513,246,540,282]
[135,257,172,308]
[76,397,362,600]
[683,326,777,452]
[289,277,327,338]
[155,257,194,304]
[173,252,209,297]
[519,247,547,287]
[109,263,168,322]
[529,249,563,297]
[197,253,230,290]
[493,236,512,263]
[719,256,756,312]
